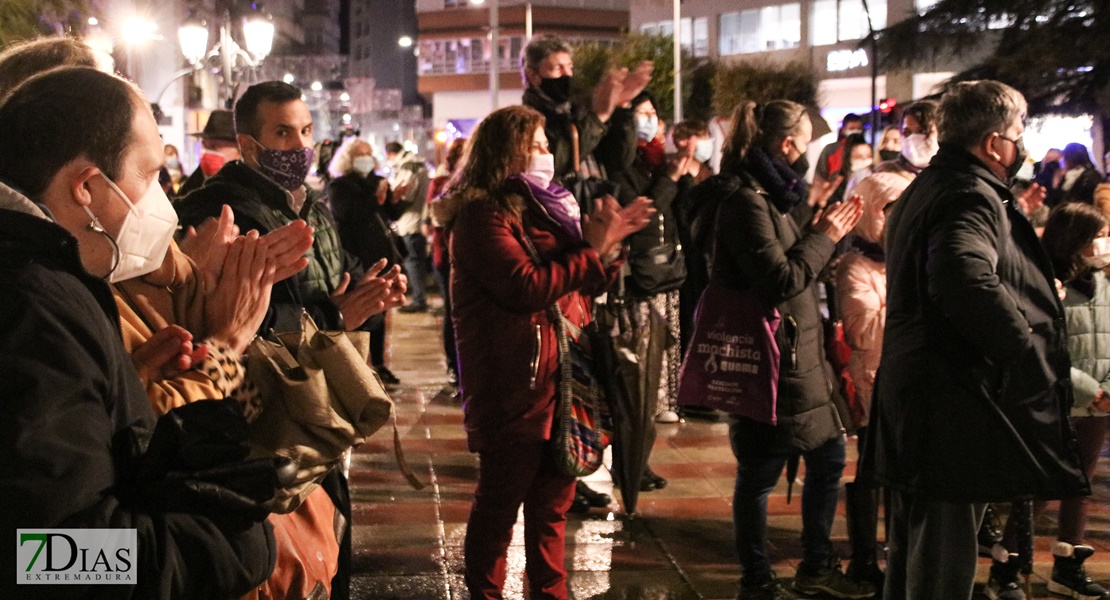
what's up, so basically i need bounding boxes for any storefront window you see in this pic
[811,0,887,46]
[694,18,709,57]
[719,3,800,56]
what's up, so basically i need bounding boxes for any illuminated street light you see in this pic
[311,81,323,92]
[170,9,275,108]
[398,35,413,48]
[283,73,295,84]
[121,16,160,44]
[340,92,350,102]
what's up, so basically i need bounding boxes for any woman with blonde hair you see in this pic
[434,104,651,599]
[328,138,404,384]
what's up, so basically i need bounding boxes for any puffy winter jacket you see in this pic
[1063,270,1110,416]
[437,177,620,452]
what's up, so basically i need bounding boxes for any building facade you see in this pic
[628,0,1100,161]
[415,0,630,132]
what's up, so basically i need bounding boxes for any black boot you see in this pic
[979,503,1004,557]
[844,482,884,594]
[1049,542,1110,600]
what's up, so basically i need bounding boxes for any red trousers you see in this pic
[464,440,576,600]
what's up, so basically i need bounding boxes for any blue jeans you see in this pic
[401,233,428,308]
[729,421,846,579]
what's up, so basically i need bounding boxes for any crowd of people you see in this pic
[3,30,1110,600]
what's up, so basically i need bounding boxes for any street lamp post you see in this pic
[176,9,275,108]
[470,0,499,112]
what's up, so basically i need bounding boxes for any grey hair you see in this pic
[938,80,1027,150]
[521,34,571,74]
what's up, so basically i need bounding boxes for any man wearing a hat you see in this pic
[178,109,240,197]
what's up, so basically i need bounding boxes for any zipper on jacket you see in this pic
[529,324,542,389]
[784,315,799,370]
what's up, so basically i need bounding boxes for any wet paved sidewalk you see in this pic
[349,303,1110,599]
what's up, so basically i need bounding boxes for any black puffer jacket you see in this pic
[0,199,275,599]
[860,144,1088,502]
[691,168,844,454]
[176,161,363,333]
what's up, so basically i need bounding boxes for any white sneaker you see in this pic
[655,410,680,423]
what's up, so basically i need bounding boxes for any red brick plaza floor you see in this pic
[349,305,1110,599]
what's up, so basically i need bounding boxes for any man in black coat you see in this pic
[862,80,1088,600]
[520,34,652,185]
[0,66,276,600]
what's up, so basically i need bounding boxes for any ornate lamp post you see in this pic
[170,8,275,108]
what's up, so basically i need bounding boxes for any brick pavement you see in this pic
[348,305,1110,599]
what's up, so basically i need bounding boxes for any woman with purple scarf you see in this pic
[432,105,652,600]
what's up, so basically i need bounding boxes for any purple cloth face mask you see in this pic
[250,137,314,191]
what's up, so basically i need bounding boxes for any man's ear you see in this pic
[982,132,1003,164]
[237,134,255,163]
[69,165,102,208]
[524,67,541,88]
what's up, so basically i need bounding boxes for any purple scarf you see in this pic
[511,173,582,240]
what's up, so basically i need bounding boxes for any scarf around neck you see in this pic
[510,173,582,241]
[851,236,886,263]
[744,147,809,214]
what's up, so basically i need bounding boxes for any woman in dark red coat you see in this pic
[434,105,652,600]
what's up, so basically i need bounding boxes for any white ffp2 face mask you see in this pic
[527,153,555,189]
[901,133,939,168]
[1085,237,1110,270]
[84,173,178,283]
[694,138,713,163]
[353,155,376,175]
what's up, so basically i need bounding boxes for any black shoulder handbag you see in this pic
[626,212,687,296]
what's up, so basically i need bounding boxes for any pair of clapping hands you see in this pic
[133,205,405,382]
[582,196,656,258]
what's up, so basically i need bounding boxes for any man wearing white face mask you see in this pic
[0,66,278,599]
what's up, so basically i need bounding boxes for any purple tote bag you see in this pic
[676,282,781,424]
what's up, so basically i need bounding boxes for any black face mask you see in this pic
[879,149,901,162]
[1005,136,1028,181]
[791,154,810,179]
[539,75,572,105]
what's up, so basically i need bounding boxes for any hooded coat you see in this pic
[834,172,909,420]
[861,144,1088,502]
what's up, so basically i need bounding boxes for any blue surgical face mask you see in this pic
[694,138,713,163]
[635,115,658,142]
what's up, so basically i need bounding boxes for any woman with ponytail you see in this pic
[686,100,868,600]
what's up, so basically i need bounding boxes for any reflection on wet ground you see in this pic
[350,303,1110,599]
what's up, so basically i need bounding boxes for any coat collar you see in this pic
[210,160,315,219]
[931,143,1015,202]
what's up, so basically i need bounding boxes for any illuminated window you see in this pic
[638,18,707,57]
[810,0,886,45]
[719,3,800,56]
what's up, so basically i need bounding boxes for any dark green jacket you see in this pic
[176,161,363,333]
